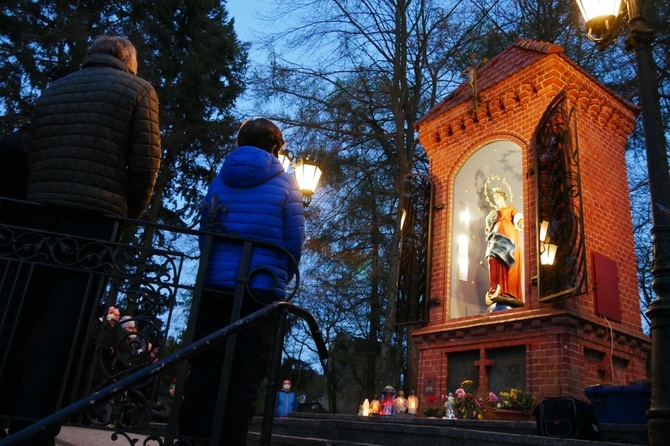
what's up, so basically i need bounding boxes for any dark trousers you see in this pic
[0,205,117,444]
[178,289,279,446]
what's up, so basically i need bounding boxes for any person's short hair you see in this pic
[237,118,285,156]
[88,35,137,63]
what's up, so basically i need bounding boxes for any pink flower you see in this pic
[489,392,499,404]
[455,388,466,399]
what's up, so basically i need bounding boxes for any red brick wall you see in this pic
[413,48,649,409]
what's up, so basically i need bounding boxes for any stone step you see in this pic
[250,413,648,446]
[248,431,384,446]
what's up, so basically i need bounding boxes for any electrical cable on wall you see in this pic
[601,315,616,385]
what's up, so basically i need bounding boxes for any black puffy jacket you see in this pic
[27,53,161,218]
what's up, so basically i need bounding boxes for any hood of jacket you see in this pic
[220,146,284,188]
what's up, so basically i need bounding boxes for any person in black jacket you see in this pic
[0,123,30,200]
[0,124,30,439]
[27,36,160,218]
[1,35,161,446]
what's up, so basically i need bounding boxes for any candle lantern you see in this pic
[380,385,396,416]
[369,395,381,415]
[407,390,419,415]
[361,398,370,416]
[394,390,407,415]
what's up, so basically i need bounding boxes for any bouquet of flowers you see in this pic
[497,388,535,414]
[453,380,497,420]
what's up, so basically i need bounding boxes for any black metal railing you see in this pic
[0,197,328,446]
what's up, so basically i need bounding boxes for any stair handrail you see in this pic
[0,300,328,446]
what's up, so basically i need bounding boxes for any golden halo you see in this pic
[484,175,513,209]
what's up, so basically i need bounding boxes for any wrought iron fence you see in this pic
[0,197,327,446]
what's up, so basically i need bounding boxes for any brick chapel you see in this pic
[411,39,651,406]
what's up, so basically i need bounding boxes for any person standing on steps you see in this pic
[178,118,304,446]
[275,379,298,418]
[2,34,161,446]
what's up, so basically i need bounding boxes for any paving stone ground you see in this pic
[56,426,150,446]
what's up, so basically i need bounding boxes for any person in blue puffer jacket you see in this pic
[200,141,303,297]
[178,118,305,446]
[275,379,298,418]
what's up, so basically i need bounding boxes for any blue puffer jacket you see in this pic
[275,390,298,417]
[202,146,305,299]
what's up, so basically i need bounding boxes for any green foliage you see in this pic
[124,0,248,227]
[422,406,445,418]
[0,1,112,131]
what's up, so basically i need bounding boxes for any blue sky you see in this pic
[226,0,270,115]
[227,0,258,42]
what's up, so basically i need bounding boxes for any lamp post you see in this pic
[575,1,670,444]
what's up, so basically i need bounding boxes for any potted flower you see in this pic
[422,395,445,418]
[495,388,536,421]
[452,380,497,420]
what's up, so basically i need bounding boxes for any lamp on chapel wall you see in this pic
[575,0,670,443]
[540,242,558,266]
[278,150,323,207]
[539,220,558,266]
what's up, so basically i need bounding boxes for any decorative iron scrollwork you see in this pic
[395,173,436,326]
[0,197,305,446]
[534,90,588,301]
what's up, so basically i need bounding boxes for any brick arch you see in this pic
[442,133,529,185]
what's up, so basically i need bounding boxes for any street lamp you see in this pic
[293,157,323,208]
[278,149,293,172]
[278,151,323,207]
[575,1,670,444]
